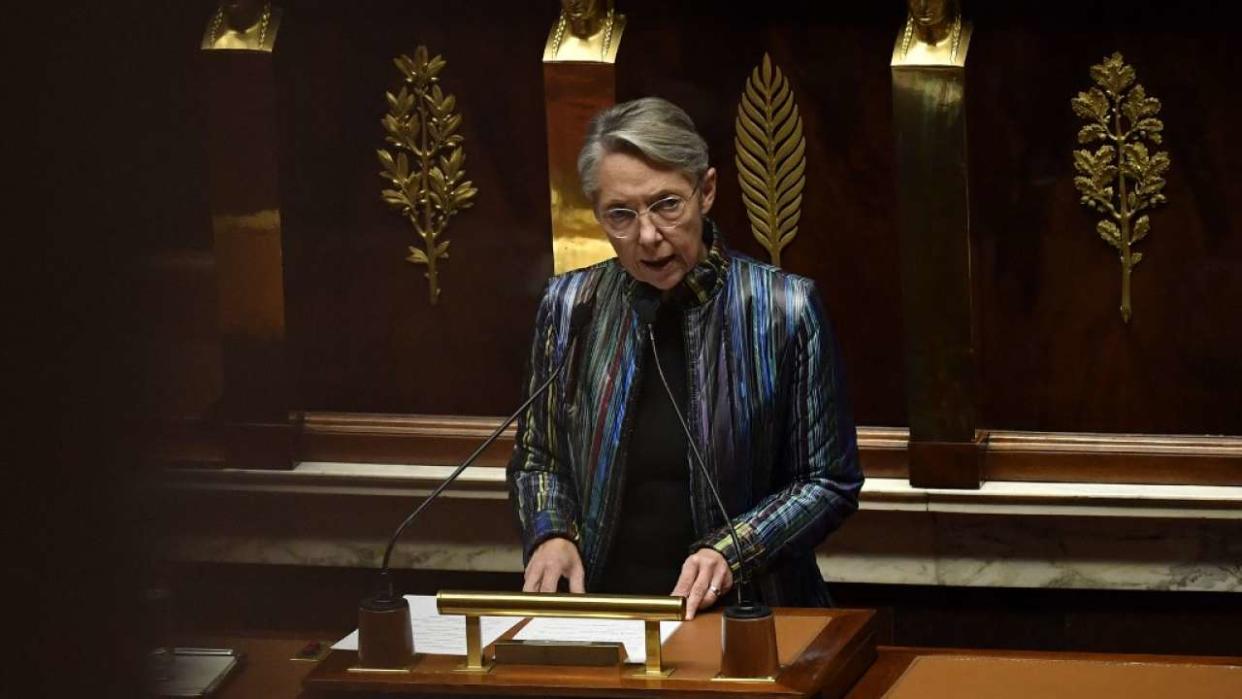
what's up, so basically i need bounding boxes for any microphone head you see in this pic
[361,569,403,609]
[632,283,662,325]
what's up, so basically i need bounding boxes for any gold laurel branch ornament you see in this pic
[378,46,478,305]
[734,53,807,268]
[1071,52,1170,323]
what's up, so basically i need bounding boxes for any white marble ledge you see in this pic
[160,463,1242,520]
[861,478,1242,519]
[159,461,510,499]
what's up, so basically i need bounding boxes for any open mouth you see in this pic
[640,255,675,271]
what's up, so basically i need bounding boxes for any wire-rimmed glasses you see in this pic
[597,182,701,239]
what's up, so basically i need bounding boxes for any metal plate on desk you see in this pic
[150,647,243,697]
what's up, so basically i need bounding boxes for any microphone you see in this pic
[375,301,594,595]
[356,301,593,668]
[634,288,756,610]
[640,291,780,679]
[632,282,662,326]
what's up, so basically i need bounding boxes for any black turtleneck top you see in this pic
[596,298,697,595]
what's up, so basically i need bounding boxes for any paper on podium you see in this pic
[513,617,681,665]
[333,595,522,656]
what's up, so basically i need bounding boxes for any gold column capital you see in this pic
[202,1,282,53]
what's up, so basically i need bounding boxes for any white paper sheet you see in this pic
[333,595,521,656]
[512,617,681,664]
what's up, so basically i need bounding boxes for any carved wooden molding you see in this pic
[298,414,1240,486]
[984,431,1242,485]
[300,413,911,474]
[150,412,1241,486]
[301,412,517,467]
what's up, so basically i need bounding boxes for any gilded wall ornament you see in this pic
[892,0,971,67]
[544,0,626,63]
[201,0,282,52]
[735,53,806,268]
[378,46,478,305]
[1071,52,1169,323]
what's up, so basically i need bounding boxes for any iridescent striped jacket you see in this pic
[507,224,863,606]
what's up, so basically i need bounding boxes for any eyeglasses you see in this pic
[597,182,700,239]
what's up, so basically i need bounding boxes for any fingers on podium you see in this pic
[523,537,584,594]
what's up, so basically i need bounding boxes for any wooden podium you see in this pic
[303,607,878,698]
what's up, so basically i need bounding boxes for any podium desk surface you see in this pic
[173,633,326,699]
[302,606,877,697]
[187,629,1242,699]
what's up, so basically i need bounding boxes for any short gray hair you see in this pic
[577,97,710,200]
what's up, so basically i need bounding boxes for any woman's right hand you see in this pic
[522,537,586,593]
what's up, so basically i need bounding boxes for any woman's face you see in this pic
[594,151,716,291]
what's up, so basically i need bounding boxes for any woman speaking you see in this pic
[508,97,862,619]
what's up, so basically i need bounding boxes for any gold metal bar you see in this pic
[464,615,484,671]
[626,618,673,678]
[437,590,684,621]
[644,619,662,675]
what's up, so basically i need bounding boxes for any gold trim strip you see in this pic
[347,665,414,674]
[436,590,684,621]
[711,673,778,683]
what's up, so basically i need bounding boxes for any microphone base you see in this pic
[356,595,414,670]
[718,603,780,680]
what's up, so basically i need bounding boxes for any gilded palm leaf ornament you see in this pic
[735,53,807,268]
[1071,52,1170,323]
[377,46,478,305]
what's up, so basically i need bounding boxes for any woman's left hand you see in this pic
[671,548,734,619]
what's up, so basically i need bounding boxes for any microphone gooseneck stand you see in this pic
[640,294,780,680]
[356,305,592,669]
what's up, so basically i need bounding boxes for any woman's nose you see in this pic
[636,214,663,246]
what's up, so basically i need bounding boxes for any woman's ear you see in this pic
[699,167,718,215]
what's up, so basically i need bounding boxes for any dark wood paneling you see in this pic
[275,1,560,417]
[966,4,1242,435]
[269,1,1242,436]
[267,1,909,425]
[909,440,983,490]
[113,2,1242,477]
[616,1,909,428]
[204,50,294,438]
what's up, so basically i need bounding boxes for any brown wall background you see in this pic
[274,1,911,422]
[132,0,1239,437]
[966,5,1242,435]
[34,4,1240,690]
